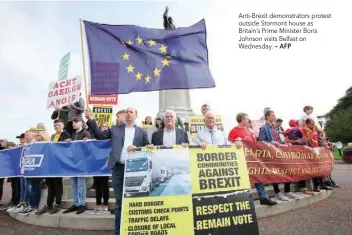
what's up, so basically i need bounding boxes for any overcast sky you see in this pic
[1,0,351,142]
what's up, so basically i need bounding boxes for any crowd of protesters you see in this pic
[0,101,341,235]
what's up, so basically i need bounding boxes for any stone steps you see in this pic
[61,197,116,210]
[86,188,115,198]
[8,190,333,230]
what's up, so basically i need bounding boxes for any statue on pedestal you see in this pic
[158,6,195,124]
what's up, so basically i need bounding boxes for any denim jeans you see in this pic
[20,177,29,202]
[255,183,268,199]
[71,177,86,206]
[112,164,125,235]
[27,178,41,208]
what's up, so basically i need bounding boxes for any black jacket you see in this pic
[50,131,71,142]
[152,128,189,146]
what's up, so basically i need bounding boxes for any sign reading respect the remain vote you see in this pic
[47,76,82,109]
[121,146,259,235]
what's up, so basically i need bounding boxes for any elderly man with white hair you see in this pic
[152,109,189,146]
[193,111,228,149]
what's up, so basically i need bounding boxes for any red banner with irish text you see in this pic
[243,141,333,184]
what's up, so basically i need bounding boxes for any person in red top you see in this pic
[228,113,277,206]
[303,118,333,192]
[228,113,256,142]
[303,118,319,147]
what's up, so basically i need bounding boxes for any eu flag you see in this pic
[83,20,215,95]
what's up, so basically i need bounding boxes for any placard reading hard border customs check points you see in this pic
[120,146,259,235]
[189,115,223,139]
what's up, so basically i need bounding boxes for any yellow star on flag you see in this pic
[159,45,167,54]
[161,58,170,67]
[122,52,130,61]
[136,36,143,44]
[126,64,134,73]
[145,75,151,83]
[148,39,156,46]
[127,40,133,45]
[135,72,143,80]
[153,68,161,77]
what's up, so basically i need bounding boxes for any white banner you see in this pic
[47,76,82,109]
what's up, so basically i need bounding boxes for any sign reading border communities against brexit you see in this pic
[47,76,82,109]
[189,115,223,140]
[120,146,259,235]
[243,141,334,184]
[92,106,113,128]
[83,20,215,95]
[88,94,118,105]
[58,52,70,81]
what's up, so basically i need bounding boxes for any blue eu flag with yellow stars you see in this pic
[83,20,215,95]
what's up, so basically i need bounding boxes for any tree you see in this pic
[325,86,352,143]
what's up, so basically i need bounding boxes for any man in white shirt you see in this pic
[299,105,314,127]
[86,107,150,235]
[193,111,228,149]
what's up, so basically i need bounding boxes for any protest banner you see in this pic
[58,52,70,81]
[92,106,113,127]
[189,115,223,139]
[47,76,82,109]
[120,145,259,235]
[0,146,23,178]
[243,141,334,184]
[251,120,265,138]
[88,94,118,105]
[20,140,111,177]
[0,141,333,185]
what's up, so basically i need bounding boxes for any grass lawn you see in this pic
[333,147,343,160]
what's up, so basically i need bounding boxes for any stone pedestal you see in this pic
[157,89,195,122]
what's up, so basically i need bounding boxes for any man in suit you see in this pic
[152,109,189,146]
[86,107,150,235]
[36,119,71,216]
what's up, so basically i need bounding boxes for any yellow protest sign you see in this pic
[120,146,258,235]
[189,145,251,194]
[189,115,223,139]
[92,106,113,127]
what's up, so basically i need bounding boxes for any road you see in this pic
[0,162,351,234]
[151,173,191,196]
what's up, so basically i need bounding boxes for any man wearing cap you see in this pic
[36,120,71,216]
[86,107,150,235]
[63,117,91,215]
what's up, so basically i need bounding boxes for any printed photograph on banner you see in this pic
[192,190,259,235]
[92,106,113,127]
[189,145,251,195]
[121,195,194,235]
[189,115,223,139]
[124,148,191,198]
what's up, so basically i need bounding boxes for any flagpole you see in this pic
[79,18,89,109]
